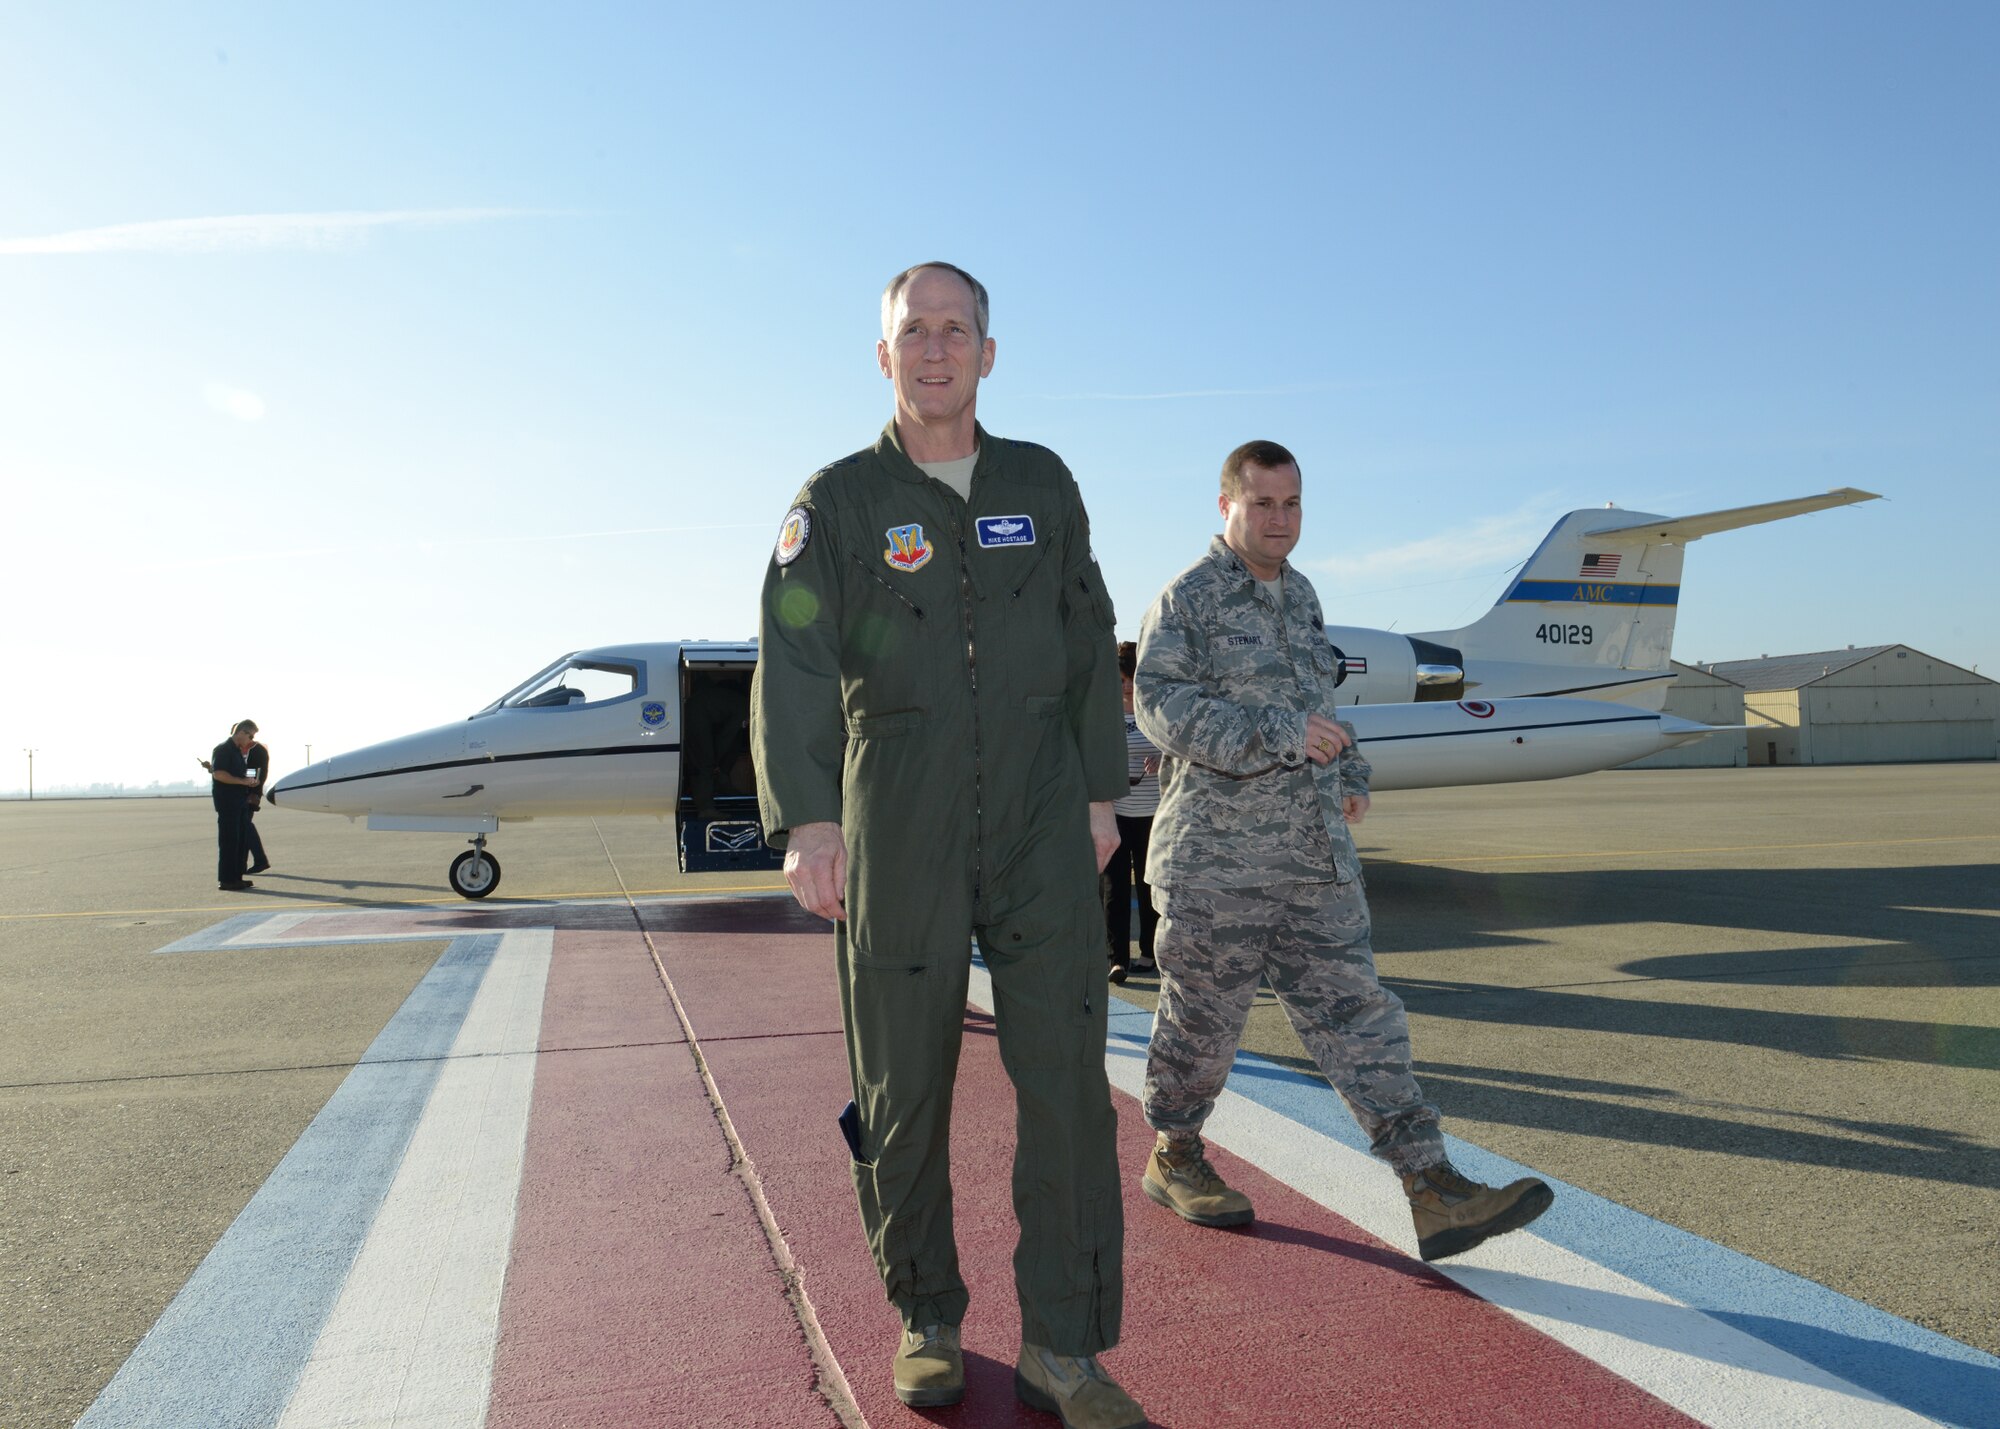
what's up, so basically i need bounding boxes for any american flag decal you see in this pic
[1580,553,1621,578]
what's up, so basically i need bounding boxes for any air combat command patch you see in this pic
[884,523,933,573]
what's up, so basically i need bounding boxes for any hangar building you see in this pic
[1700,644,1997,766]
[1624,661,1747,768]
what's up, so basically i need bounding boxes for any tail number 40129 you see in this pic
[1536,623,1593,644]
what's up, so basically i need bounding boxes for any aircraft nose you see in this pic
[268,760,334,810]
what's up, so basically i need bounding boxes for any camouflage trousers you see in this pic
[1143,879,1445,1175]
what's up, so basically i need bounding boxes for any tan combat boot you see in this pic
[1015,1342,1146,1428]
[893,1322,963,1407]
[1142,1131,1253,1227]
[1402,1161,1554,1261]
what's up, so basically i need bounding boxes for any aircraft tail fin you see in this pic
[1419,488,1879,704]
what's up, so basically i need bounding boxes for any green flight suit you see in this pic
[752,421,1127,1354]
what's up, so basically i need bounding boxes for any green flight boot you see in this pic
[1142,1131,1253,1227]
[1015,1342,1145,1429]
[1403,1161,1554,1262]
[893,1322,963,1407]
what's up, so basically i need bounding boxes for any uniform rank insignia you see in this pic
[774,507,811,566]
[883,523,934,573]
[975,514,1036,548]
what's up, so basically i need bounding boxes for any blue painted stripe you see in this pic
[76,934,501,1429]
[1101,1010,2000,1426]
[1505,580,1680,606]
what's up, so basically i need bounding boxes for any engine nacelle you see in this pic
[1322,625,1467,705]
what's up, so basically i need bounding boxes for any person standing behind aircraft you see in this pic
[242,733,272,875]
[208,720,260,892]
[1133,440,1554,1262]
[751,263,1142,1428]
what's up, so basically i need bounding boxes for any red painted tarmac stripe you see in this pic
[487,929,838,1428]
[654,915,1700,1428]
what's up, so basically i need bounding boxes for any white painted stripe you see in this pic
[1187,1083,1934,1429]
[276,928,552,1429]
[232,911,313,942]
[964,962,1941,1429]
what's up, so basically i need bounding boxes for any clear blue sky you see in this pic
[2,3,1994,790]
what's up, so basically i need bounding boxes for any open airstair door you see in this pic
[676,643,784,874]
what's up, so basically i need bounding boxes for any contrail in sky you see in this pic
[137,522,768,573]
[0,208,544,255]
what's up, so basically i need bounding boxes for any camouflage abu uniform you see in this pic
[1133,536,1444,1173]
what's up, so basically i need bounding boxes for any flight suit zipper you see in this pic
[952,516,984,907]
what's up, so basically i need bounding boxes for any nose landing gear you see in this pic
[449,834,503,899]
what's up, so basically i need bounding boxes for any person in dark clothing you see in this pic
[1103,641,1161,983]
[242,738,272,874]
[209,720,260,891]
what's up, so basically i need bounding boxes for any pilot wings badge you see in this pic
[883,523,934,573]
[975,513,1036,548]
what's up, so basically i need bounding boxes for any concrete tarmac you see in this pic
[0,763,1995,1426]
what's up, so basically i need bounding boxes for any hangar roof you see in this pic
[1703,645,1897,691]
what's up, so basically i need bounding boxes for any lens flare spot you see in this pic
[779,586,820,628]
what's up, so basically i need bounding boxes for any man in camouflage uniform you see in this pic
[752,263,1144,1429]
[1132,439,1554,1262]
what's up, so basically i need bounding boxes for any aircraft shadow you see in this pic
[1361,859,2000,978]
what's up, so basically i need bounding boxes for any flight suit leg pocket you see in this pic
[843,938,944,1088]
[985,897,1106,1075]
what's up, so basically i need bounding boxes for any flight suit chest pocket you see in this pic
[844,518,949,618]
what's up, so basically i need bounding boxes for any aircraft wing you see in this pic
[1589,487,1880,543]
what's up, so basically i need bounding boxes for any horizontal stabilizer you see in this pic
[1591,488,1880,544]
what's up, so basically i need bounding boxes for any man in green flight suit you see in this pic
[751,262,1144,1429]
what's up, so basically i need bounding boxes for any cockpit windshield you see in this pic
[475,655,641,714]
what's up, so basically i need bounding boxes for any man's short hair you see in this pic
[1221,440,1301,500]
[234,719,258,736]
[1117,641,1138,679]
[881,262,991,341]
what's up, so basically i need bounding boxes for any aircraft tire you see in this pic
[449,849,502,900]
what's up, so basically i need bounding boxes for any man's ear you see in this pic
[1217,490,1232,520]
[877,338,893,380]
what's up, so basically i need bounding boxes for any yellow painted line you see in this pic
[1389,832,2000,866]
[0,881,790,923]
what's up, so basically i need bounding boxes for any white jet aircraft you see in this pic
[269,487,1876,897]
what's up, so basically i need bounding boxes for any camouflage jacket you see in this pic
[1134,536,1370,887]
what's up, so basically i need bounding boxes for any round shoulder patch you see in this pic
[774,506,811,567]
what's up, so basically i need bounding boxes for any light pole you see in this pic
[22,749,36,801]
[305,743,313,766]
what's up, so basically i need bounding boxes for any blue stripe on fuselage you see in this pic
[1505,581,1680,606]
